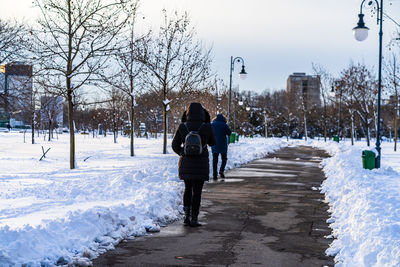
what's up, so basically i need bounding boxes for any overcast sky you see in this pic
[1,0,400,93]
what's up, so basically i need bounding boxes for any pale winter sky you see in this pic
[1,0,400,93]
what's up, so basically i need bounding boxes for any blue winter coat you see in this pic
[211,114,232,154]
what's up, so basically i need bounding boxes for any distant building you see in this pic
[0,63,33,127]
[286,72,321,110]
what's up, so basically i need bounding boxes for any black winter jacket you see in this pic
[172,103,216,181]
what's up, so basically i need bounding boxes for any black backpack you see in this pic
[183,123,205,156]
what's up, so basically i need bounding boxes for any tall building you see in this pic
[0,63,33,127]
[286,72,321,110]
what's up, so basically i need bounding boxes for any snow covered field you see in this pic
[1,132,400,266]
[0,132,284,266]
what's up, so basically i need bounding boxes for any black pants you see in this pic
[183,180,205,217]
[212,153,227,176]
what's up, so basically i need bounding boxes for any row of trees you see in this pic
[1,0,215,169]
[72,59,399,151]
[0,0,399,169]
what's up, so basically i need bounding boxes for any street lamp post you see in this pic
[331,81,343,141]
[263,109,268,138]
[353,0,384,168]
[233,91,237,132]
[228,56,247,127]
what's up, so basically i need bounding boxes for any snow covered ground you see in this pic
[304,139,400,267]
[0,132,284,266]
[1,132,400,266]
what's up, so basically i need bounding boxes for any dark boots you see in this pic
[184,207,201,227]
[190,213,201,227]
[183,206,191,226]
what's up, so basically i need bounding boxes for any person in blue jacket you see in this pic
[211,114,232,181]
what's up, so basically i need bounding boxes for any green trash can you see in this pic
[362,150,376,170]
[235,134,239,142]
[229,133,236,144]
[333,135,339,142]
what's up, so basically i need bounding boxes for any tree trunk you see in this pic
[395,100,398,152]
[350,110,354,145]
[67,93,75,169]
[264,115,268,138]
[130,101,135,157]
[395,85,398,152]
[392,56,398,151]
[162,84,167,154]
[366,123,370,147]
[323,101,327,142]
[303,112,308,141]
[31,114,35,144]
[113,111,117,144]
[48,119,52,141]
[286,114,290,142]
[130,74,135,156]
[163,105,167,154]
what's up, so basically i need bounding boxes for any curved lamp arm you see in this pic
[359,0,380,24]
[231,57,247,79]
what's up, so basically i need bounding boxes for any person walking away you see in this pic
[211,114,232,181]
[172,103,216,227]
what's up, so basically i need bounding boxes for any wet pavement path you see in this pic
[93,146,334,266]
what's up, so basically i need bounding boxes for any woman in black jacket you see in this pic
[172,103,216,226]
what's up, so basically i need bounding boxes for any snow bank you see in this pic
[296,139,400,267]
[0,133,284,266]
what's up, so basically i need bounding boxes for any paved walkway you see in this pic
[93,146,334,267]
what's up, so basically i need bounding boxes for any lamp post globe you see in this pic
[239,66,247,80]
[353,13,370,41]
[353,27,369,41]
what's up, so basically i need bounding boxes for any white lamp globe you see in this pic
[238,65,247,80]
[353,27,369,42]
[353,13,369,42]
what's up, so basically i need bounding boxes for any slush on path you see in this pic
[94,146,334,266]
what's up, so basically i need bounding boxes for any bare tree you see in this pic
[0,20,30,134]
[102,9,146,155]
[340,63,377,146]
[105,87,128,143]
[0,19,27,64]
[136,10,213,154]
[312,63,333,142]
[40,95,63,141]
[384,53,400,151]
[339,65,360,146]
[32,0,136,169]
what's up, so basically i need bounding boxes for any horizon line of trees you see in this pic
[0,0,399,169]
